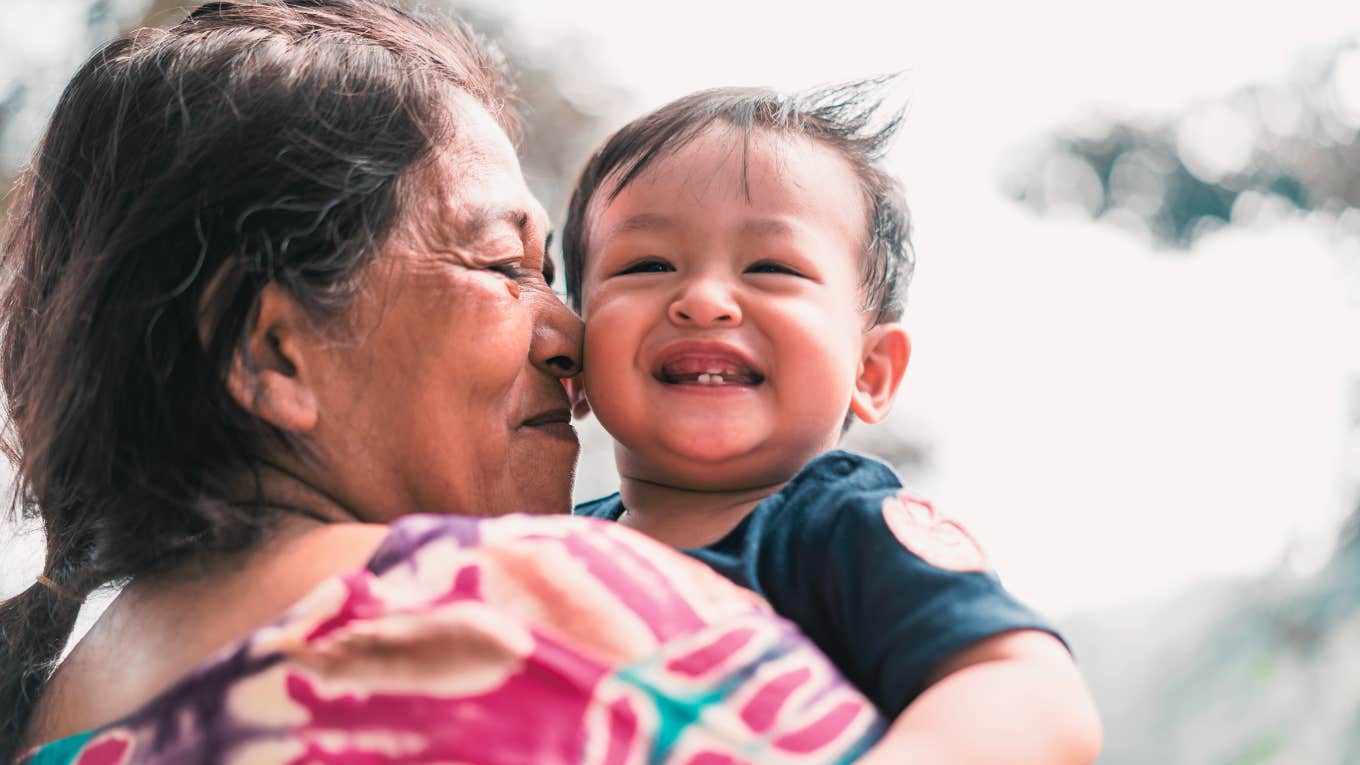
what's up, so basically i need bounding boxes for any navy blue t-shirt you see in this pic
[575,450,1062,717]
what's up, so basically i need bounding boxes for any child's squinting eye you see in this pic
[616,258,674,275]
[746,261,801,276]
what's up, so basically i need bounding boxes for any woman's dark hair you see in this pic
[0,1,516,757]
[561,78,914,325]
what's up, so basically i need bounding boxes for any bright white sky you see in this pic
[1,0,1358,621]
[498,0,1360,615]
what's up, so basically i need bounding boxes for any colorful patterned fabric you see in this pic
[24,513,884,764]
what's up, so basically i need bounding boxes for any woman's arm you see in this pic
[859,629,1103,764]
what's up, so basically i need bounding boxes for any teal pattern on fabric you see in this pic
[25,730,91,765]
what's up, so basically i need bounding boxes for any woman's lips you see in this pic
[522,407,571,426]
[521,408,578,442]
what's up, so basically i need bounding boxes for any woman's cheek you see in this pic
[459,278,533,374]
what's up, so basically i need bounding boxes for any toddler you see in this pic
[562,81,1100,762]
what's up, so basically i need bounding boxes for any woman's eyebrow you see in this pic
[460,205,535,243]
[460,205,555,280]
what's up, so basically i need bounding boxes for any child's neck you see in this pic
[616,473,786,549]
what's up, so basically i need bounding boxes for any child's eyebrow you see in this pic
[599,213,678,247]
[738,218,797,239]
[599,215,799,248]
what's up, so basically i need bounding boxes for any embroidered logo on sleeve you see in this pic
[880,492,988,572]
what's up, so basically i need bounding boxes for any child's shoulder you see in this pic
[770,449,907,517]
[785,449,903,491]
[759,450,990,570]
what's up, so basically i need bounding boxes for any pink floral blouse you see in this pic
[25,513,884,764]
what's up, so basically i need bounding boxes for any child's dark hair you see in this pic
[561,77,914,325]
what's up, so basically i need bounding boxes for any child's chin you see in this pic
[660,432,769,468]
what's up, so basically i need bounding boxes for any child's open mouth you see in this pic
[656,360,764,385]
[652,347,765,387]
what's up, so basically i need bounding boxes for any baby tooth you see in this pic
[697,373,711,384]
[712,374,724,383]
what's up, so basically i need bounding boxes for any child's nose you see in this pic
[668,279,742,327]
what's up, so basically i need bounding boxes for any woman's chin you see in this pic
[507,433,580,514]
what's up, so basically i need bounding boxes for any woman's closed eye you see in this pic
[486,261,530,280]
[615,258,674,276]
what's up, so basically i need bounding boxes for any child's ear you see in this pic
[849,323,911,424]
[563,377,592,420]
[226,283,320,434]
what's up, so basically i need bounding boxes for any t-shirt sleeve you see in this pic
[746,459,1063,717]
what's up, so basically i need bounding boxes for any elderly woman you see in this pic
[0,2,888,763]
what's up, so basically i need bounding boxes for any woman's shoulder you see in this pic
[28,513,884,764]
[24,520,389,753]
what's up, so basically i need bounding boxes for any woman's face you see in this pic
[307,95,582,522]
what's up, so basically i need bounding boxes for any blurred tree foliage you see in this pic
[1001,40,1360,248]
[1002,38,1360,536]
[1010,38,1360,765]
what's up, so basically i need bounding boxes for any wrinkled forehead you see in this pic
[395,94,549,257]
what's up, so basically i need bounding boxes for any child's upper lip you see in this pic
[650,339,765,383]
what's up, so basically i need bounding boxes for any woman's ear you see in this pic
[563,377,592,420]
[849,323,911,424]
[226,284,320,433]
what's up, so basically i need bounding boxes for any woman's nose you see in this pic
[668,278,742,327]
[531,291,583,378]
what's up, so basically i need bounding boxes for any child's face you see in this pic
[578,129,896,491]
